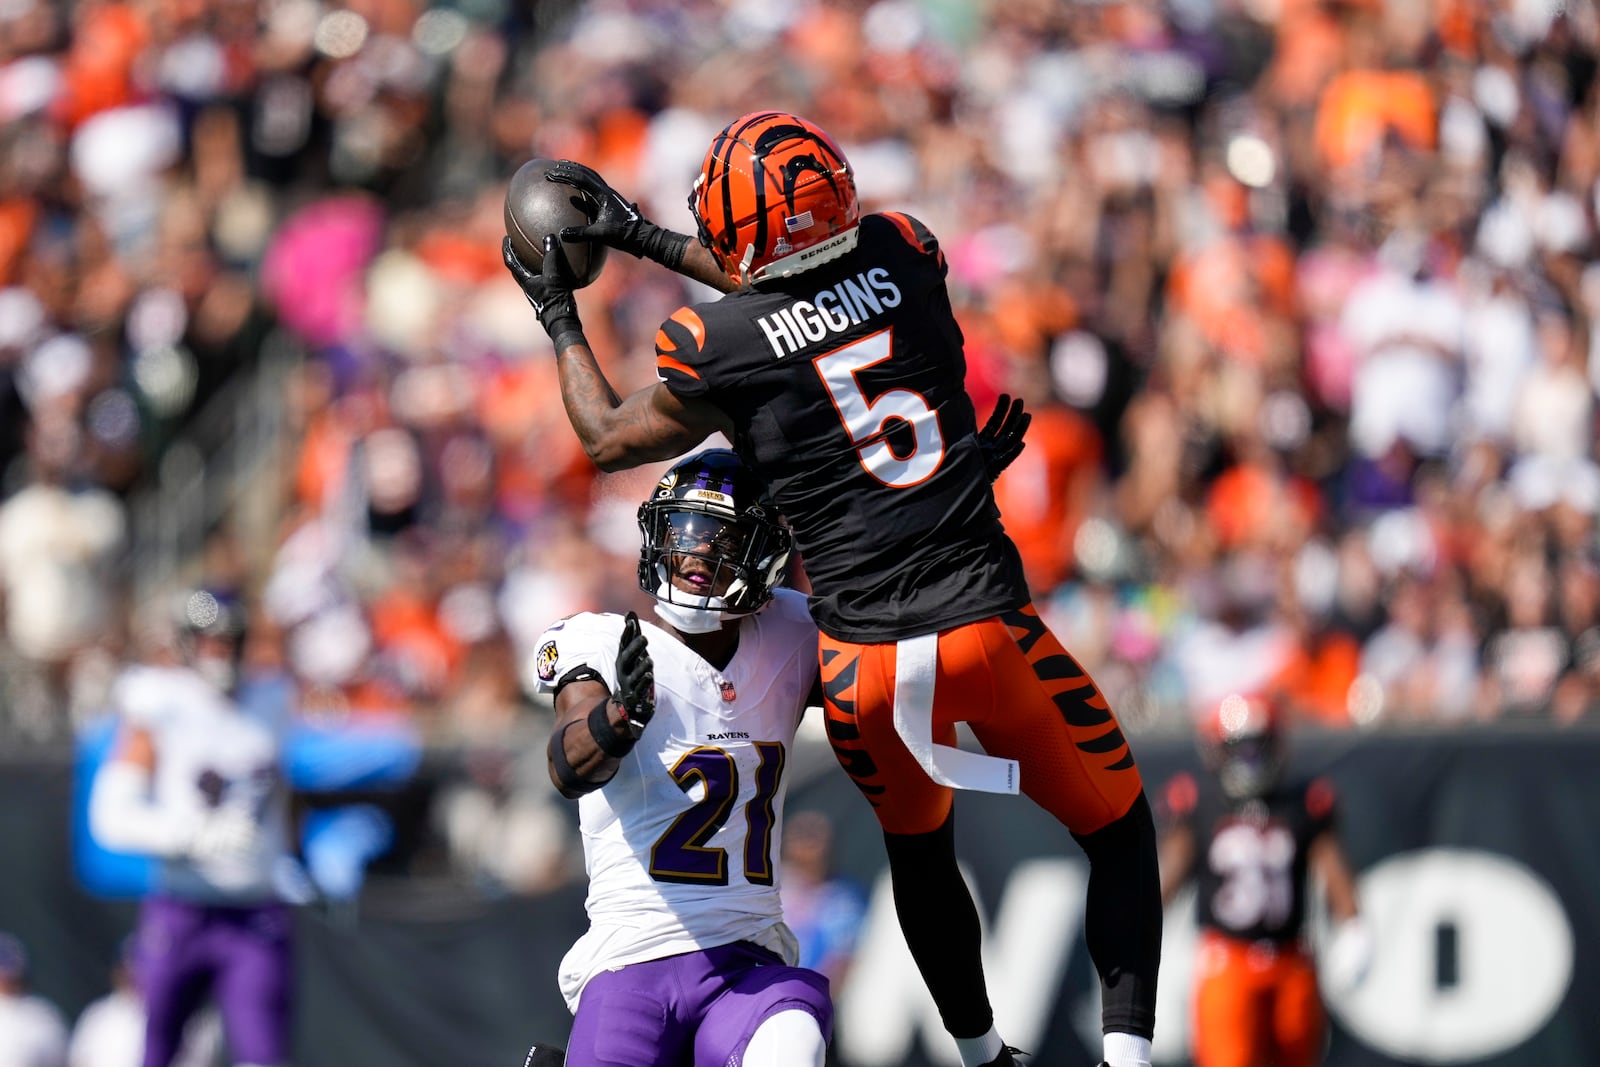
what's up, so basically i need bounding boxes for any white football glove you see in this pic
[1322,917,1374,994]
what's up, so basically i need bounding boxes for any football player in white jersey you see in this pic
[530,449,832,1067]
[88,589,297,1067]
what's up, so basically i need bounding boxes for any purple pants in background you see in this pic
[134,896,293,1067]
[565,940,833,1067]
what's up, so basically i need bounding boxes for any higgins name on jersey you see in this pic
[649,210,1031,643]
[753,267,902,358]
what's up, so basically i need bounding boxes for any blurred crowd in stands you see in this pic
[1,0,1599,809]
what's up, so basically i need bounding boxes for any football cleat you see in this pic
[522,1043,566,1067]
[979,1047,1030,1067]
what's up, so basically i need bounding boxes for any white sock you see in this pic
[744,1009,826,1067]
[1104,1031,1152,1067]
[955,1027,1004,1067]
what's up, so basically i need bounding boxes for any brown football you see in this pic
[503,158,609,287]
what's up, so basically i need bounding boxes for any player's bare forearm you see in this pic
[549,682,623,797]
[554,342,725,471]
[678,243,741,293]
[1310,831,1361,922]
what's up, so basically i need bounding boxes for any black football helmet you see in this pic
[1201,692,1285,800]
[637,449,794,616]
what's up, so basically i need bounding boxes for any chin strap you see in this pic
[653,599,726,634]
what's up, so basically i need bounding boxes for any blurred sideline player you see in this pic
[530,449,830,1067]
[68,936,223,1067]
[0,931,68,1067]
[502,111,1161,1067]
[89,590,298,1067]
[1158,693,1371,1067]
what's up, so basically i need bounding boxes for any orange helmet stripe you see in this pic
[694,111,859,283]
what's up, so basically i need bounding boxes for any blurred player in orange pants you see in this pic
[1158,694,1371,1067]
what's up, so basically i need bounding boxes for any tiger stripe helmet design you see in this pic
[689,111,861,286]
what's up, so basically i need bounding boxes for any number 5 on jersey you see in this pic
[815,329,946,487]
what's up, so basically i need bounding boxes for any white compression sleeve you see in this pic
[743,1009,826,1067]
[89,761,195,857]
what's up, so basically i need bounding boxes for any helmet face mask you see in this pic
[637,450,793,623]
[1215,734,1282,799]
[1202,693,1285,800]
[689,111,861,286]
[659,511,752,603]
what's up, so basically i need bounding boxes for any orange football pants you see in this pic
[819,604,1143,836]
[1191,932,1325,1067]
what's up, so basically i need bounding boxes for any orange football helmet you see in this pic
[688,111,861,286]
[1200,692,1285,799]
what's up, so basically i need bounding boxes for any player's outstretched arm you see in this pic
[1311,830,1372,991]
[547,613,658,798]
[561,361,728,472]
[503,236,729,471]
[546,161,738,293]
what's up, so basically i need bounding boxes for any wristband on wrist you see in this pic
[549,722,602,795]
[587,699,637,758]
[638,227,691,270]
[549,325,588,354]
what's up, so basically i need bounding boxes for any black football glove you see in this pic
[545,160,691,270]
[613,611,656,739]
[977,393,1031,482]
[502,235,586,353]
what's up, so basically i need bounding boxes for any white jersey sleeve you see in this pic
[555,591,821,1012]
[531,613,624,696]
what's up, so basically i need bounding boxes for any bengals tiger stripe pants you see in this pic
[820,603,1144,836]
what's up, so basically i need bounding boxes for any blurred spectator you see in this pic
[0,931,69,1067]
[990,352,1105,595]
[430,736,578,895]
[779,810,868,989]
[0,409,126,741]
[67,938,221,1067]
[0,0,1595,810]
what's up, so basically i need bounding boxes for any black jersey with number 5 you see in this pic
[654,212,1030,642]
[1164,771,1339,944]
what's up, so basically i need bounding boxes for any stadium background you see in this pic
[1,0,1598,1064]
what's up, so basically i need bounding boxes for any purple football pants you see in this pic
[134,896,293,1067]
[565,940,833,1067]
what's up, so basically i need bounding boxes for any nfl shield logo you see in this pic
[719,680,737,702]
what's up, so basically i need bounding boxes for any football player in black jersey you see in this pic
[1158,693,1371,1067]
[502,110,1161,1067]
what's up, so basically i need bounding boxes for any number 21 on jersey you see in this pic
[814,329,945,487]
[649,742,785,886]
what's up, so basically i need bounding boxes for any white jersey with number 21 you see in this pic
[532,589,819,1013]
